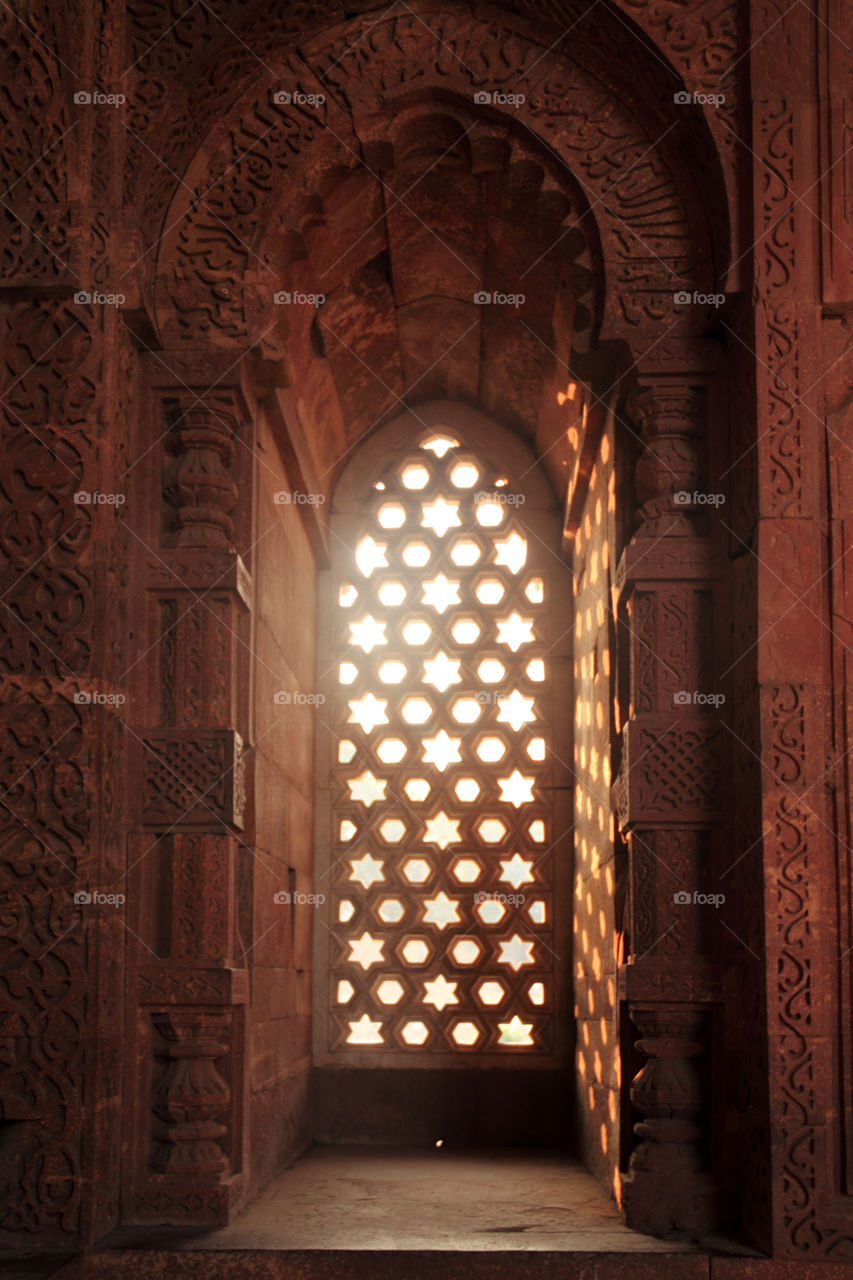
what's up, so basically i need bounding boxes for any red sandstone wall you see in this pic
[244,407,319,1193]
[571,417,621,1196]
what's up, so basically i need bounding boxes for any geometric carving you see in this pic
[0,703,89,888]
[613,718,722,827]
[138,966,248,1006]
[628,828,710,960]
[145,550,253,605]
[138,730,245,829]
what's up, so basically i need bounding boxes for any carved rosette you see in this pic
[164,407,239,549]
[151,1011,232,1177]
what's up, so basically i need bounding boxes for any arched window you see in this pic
[314,406,571,1068]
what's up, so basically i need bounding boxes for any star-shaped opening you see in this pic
[349,931,385,970]
[496,612,535,652]
[423,974,458,1010]
[423,652,461,693]
[496,690,536,732]
[497,933,535,971]
[349,852,385,889]
[423,890,461,930]
[499,852,535,889]
[422,573,461,615]
[422,729,462,772]
[355,535,388,577]
[348,692,389,734]
[347,771,387,807]
[494,532,527,574]
[349,615,387,653]
[421,496,461,537]
[423,811,461,849]
[498,769,536,807]
[497,1015,534,1046]
[347,1013,383,1044]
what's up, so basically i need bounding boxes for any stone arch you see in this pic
[146,0,731,363]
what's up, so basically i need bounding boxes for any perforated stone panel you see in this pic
[321,432,560,1057]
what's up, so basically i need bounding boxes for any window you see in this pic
[315,411,570,1065]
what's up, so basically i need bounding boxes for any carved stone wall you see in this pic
[0,0,130,1248]
[2,0,851,1258]
[745,0,853,1259]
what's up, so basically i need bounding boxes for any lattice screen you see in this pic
[322,432,558,1056]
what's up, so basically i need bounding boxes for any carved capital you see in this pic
[629,387,706,538]
[163,407,239,549]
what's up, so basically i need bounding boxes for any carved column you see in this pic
[152,1012,233,1176]
[613,377,723,1235]
[626,1008,708,1219]
[164,407,239,549]
[124,372,253,1225]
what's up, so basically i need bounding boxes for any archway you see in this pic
[120,0,733,1239]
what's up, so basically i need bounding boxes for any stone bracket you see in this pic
[143,550,253,608]
[138,965,249,1005]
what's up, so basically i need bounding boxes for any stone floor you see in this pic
[6,1147,770,1279]
[98,1146,733,1253]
